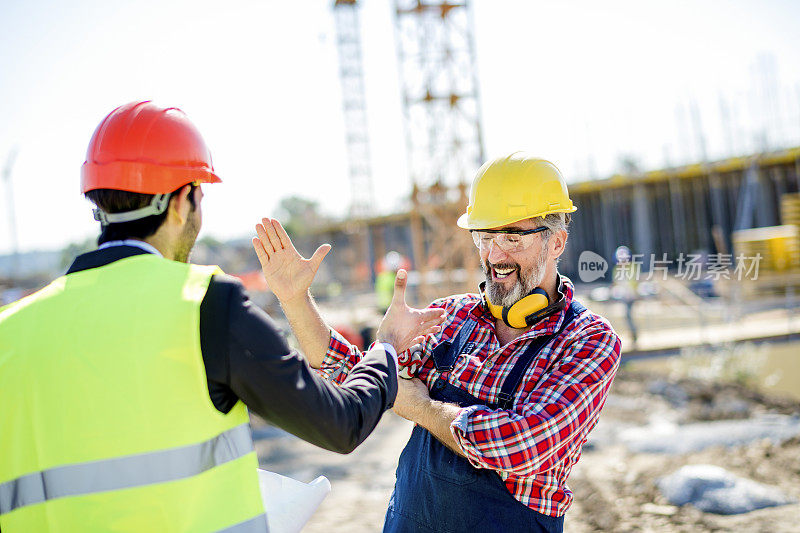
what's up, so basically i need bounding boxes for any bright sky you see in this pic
[2,0,800,254]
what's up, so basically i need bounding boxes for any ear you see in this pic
[548,229,568,259]
[167,185,193,224]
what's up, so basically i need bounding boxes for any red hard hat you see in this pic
[81,101,221,194]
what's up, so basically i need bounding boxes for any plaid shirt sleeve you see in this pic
[316,297,454,384]
[315,328,366,384]
[450,326,621,476]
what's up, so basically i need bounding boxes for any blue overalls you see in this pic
[384,301,585,533]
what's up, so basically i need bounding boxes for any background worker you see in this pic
[376,251,403,314]
[612,245,640,347]
[253,154,622,533]
[0,101,443,532]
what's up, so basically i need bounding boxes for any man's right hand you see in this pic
[252,217,331,304]
[376,269,446,355]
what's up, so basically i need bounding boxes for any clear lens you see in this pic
[471,231,538,253]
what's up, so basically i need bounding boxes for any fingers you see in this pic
[309,244,332,272]
[425,325,442,335]
[402,315,444,351]
[412,309,445,343]
[272,218,300,254]
[391,269,408,305]
[420,322,442,334]
[254,223,272,255]
[415,324,442,340]
[417,308,447,325]
[260,217,283,253]
[251,236,269,267]
[415,309,446,336]
[420,316,445,329]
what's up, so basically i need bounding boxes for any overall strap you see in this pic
[496,300,584,410]
[431,318,478,372]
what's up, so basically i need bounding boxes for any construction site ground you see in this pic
[252,368,800,532]
[251,283,800,531]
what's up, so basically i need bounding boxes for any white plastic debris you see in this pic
[620,415,800,454]
[657,464,795,515]
[258,469,332,533]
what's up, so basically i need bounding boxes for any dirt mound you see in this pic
[566,370,800,532]
[254,368,800,532]
[614,369,800,422]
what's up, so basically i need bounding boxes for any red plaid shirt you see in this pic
[318,276,621,517]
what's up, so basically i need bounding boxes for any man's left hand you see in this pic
[393,377,431,422]
[375,270,446,354]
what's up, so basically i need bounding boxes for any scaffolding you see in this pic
[393,0,485,301]
[333,0,375,218]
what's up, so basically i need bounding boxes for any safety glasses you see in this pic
[470,226,548,253]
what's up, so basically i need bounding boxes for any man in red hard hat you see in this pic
[0,101,444,532]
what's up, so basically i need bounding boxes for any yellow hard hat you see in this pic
[457,153,577,230]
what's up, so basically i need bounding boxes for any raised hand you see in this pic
[375,270,446,354]
[252,217,331,304]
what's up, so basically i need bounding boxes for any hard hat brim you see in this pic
[457,205,576,230]
[81,161,221,194]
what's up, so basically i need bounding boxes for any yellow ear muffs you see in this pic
[481,282,565,329]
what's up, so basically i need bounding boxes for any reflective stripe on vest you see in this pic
[0,423,252,515]
[221,514,269,533]
[0,256,266,531]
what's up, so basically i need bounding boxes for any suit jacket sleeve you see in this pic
[200,274,398,454]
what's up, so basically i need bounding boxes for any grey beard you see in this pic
[484,251,548,308]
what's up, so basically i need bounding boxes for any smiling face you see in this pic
[480,218,551,308]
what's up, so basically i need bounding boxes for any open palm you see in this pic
[376,270,446,355]
[252,217,331,303]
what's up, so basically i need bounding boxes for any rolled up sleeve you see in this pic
[316,328,367,384]
[450,328,621,476]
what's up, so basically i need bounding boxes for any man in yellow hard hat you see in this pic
[252,153,621,533]
[0,101,444,532]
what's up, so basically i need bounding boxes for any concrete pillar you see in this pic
[754,168,774,228]
[709,173,729,253]
[669,177,687,256]
[601,190,617,262]
[693,178,710,251]
[769,167,785,225]
[632,183,654,269]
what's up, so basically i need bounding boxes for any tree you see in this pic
[274,196,330,237]
[59,238,96,271]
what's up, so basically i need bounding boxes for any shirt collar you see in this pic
[66,243,159,275]
[97,239,163,257]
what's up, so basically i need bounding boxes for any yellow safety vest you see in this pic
[0,254,266,532]
[375,271,395,311]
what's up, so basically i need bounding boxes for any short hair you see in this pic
[534,212,571,243]
[85,184,196,245]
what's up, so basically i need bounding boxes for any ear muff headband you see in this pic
[481,282,566,329]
